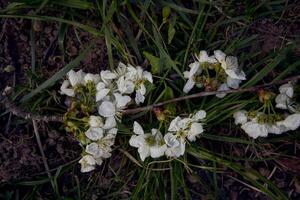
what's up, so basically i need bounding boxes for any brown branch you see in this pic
[122,75,300,114]
[2,75,300,121]
[2,96,63,122]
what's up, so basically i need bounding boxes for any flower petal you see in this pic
[60,80,75,97]
[102,116,116,129]
[114,93,131,108]
[98,101,116,117]
[189,62,201,77]
[96,88,110,102]
[79,155,96,173]
[279,83,293,98]
[150,144,167,158]
[84,73,100,84]
[214,50,226,62]
[67,70,84,86]
[133,121,144,135]
[226,76,241,89]
[164,133,179,147]
[216,83,229,98]
[168,117,181,132]
[135,90,145,104]
[143,71,153,83]
[101,70,117,80]
[86,143,102,158]
[187,122,203,142]
[282,113,300,131]
[193,110,206,121]
[85,127,104,141]
[138,145,150,161]
[233,110,248,125]
[241,121,268,139]
[183,78,195,93]
[89,116,104,128]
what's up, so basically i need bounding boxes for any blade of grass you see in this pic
[0,14,102,37]
[20,45,92,102]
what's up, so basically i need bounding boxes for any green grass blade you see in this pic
[0,14,102,37]
[20,45,92,103]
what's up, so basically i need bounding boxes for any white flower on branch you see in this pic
[214,50,246,81]
[129,121,167,161]
[116,63,153,104]
[79,155,96,173]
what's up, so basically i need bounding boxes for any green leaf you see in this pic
[162,6,171,19]
[163,85,174,100]
[143,51,161,75]
[168,16,176,44]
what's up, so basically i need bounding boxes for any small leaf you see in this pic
[162,6,171,19]
[143,51,160,75]
[168,27,175,44]
[163,85,174,100]
[168,15,176,44]
[163,85,176,114]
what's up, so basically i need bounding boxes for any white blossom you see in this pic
[85,129,117,159]
[116,63,153,104]
[129,122,167,161]
[214,50,246,80]
[169,111,206,141]
[79,155,96,173]
[234,109,300,138]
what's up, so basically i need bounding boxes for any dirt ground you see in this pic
[1,0,300,199]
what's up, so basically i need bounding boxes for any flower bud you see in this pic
[258,89,275,103]
[153,107,167,121]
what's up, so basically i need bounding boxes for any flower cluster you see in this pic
[58,49,299,173]
[129,110,206,161]
[233,83,300,139]
[183,50,246,98]
[60,63,153,172]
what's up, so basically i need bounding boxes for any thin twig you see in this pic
[2,96,63,122]
[2,75,300,121]
[123,75,300,114]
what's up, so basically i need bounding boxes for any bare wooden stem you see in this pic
[2,75,300,121]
